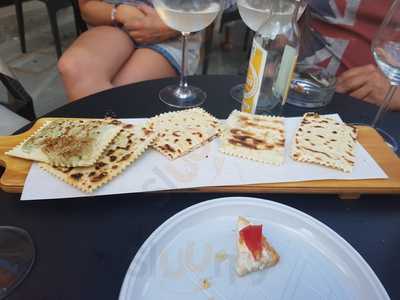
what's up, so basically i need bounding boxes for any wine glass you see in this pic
[153,0,223,108]
[230,0,271,103]
[0,226,35,299]
[370,0,400,152]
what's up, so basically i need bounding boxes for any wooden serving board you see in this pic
[1,118,400,199]
[0,118,72,193]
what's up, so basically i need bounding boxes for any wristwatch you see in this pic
[111,3,123,27]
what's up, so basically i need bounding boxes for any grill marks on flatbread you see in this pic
[220,110,285,165]
[150,108,221,159]
[6,119,122,167]
[39,122,156,193]
[291,113,357,172]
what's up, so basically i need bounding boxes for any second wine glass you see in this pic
[231,0,271,103]
[153,0,223,108]
[369,0,400,152]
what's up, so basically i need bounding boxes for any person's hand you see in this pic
[123,4,179,44]
[336,64,400,110]
[116,4,145,26]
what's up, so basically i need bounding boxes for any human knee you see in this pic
[57,51,85,83]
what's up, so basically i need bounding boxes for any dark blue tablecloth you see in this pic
[2,75,399,299]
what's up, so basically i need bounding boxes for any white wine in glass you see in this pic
[153,0,223,108]
[231,0,271,103]
[370,0,400,152]
[237,0,271,32]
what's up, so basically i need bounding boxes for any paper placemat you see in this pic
[21,115,387,200]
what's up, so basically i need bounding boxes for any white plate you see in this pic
[119,197,389,300]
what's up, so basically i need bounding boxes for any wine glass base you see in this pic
[349,123,399,153]
[376,127,399,153]
[0,226,35,299]
[159,85,206,108]
[230,84,244,103]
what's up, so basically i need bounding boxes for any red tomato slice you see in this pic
[239,224,263,261]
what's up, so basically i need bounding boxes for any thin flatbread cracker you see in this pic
[39,122,156,193]
[220,110,285,165]
[291,112,357,172]
[150,108,221,159]
[6,119,122,167]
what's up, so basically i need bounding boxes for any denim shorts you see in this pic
[136,33,202,75]
[104,0,201,75]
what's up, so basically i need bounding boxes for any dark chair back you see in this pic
[14,0,88,57]
[0,57,36,121]
[70,0,88,33]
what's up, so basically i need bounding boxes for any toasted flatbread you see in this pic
[236,216,279,276]
[6,119,122,167]
[150,108,221,159]
[291,113,357,172]
[39,122,156,193]
[220,110,285,165]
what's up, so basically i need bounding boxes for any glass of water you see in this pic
[152,0,223,108]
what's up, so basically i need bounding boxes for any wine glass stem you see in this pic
[179,32,190,91]
[371,85,397,128]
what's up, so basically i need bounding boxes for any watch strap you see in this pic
[111,3,123,27]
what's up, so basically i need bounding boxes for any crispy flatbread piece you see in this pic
[150,108,221,159]
[220,110,285,165]
[39,122,156,193]
[291,112,357,172]
[6,119,122,167]
[236,216,279,277]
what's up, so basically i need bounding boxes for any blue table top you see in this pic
[3,75,400,299]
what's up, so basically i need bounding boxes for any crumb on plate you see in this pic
[215,250,228,262]
[201,278,210,290]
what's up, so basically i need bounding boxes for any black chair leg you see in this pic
[74,16,80,37]
[19,98,36,121]
[219,16,228,33]
[243,28,252,52]
[71,0,87,35]
[71,4,81,36]
[45,3,62,58]
[14,0,26,53]
[202,54,210,75]
[203,23,215,75]
[0,72,36,121]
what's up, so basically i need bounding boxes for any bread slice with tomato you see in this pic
[236,216,279,276]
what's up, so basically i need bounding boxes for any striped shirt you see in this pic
[301,0,392,76]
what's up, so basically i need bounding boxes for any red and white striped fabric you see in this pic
[301,0,392,76]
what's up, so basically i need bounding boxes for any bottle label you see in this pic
[273,45,298,105]
[242,38,268,114]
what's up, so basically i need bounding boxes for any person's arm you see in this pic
[78,0,144,27]
[336,64,400,111]
[122,4,179,44]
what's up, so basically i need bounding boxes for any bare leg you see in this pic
[58,26,135,102]
[112,48,177,86]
